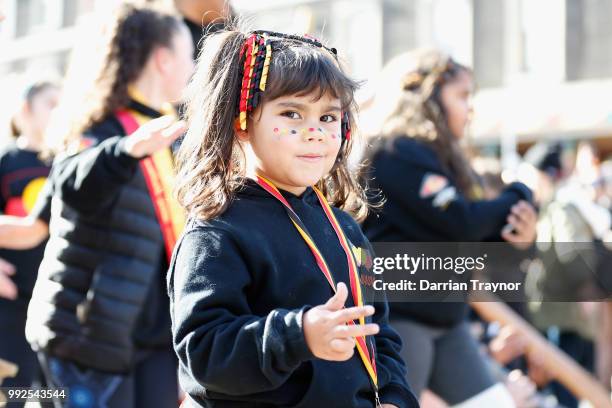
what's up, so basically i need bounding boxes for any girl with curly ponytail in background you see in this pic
[17,4,193,407]
[360,49,538,406]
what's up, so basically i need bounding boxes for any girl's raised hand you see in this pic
[123,115,186,159]
[303,282,379,361]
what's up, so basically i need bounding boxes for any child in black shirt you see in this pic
[169,28,418,408]
[0,80,58,404]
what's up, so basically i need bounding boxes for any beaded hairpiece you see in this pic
[237,31,351,143]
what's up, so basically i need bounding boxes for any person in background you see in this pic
[524,141,611,408]
[0,80,60,407]
[360,48,537,407]
[596,158,612,392]
[0,4,193,407]
[173,0,232,60]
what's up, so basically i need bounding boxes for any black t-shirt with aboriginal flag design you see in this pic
[0,144,50,301]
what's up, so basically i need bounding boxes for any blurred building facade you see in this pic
[0,0,123,142]
[1,0,611,154]
[0,0,98,77]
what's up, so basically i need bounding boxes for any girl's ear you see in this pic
[234,119,250,142]
[236,129,249,142]
[15,103,29,125]
[21,101,32,117]
[153,46,172,75]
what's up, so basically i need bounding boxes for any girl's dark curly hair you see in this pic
[176,25,368,221]
[367,49,481,197]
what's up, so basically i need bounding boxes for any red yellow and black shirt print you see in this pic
[0,150,50,217]
[4,176,47,216]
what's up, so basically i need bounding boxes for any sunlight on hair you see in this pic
[43,8,114,154]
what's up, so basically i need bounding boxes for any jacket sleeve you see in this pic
[168,227,314,395]
[53,136,140,216]
[368,241,420,408]
[372,147,532,241]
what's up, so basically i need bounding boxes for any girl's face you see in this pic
[242,91,343,195]
[439,69,473,140]
[24,85,60,137]
[163,24,195,103]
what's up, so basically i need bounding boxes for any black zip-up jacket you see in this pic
[26,100,172,373]
[168,180,419,408]
[361,136,532,327]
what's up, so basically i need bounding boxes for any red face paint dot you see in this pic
[273,127,279,133]
[308,127,315,132]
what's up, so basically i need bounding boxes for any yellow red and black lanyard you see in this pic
[256,175,380,405]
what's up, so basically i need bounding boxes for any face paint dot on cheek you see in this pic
[273,127,279,133]
[290,129,297,135]
[308,127,315,132]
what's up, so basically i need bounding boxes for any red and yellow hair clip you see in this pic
[238,33,273,131]
[237,31,351,143]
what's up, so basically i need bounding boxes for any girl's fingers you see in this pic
[0,257,16,276]
[332,305,375,324]
[324,282,348,311]
[502,229,520,243]
[510,207,526,223]
[507,214,526,231]
[332,323,380,338]
[525,206,537,224]
[160,120,186,140]
[146,115,175,133]
[514,201,538,226]
[511,203,535,225]
[136,120,185,157]
[0,273,17,300]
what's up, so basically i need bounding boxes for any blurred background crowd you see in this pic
[0,1,610,407]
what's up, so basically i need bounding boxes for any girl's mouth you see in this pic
[297,154,324,162]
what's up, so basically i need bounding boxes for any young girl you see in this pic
[0,79,59,405]
[169,29,418,408]
[0,80,58,299]
[360,49,537,406]
[14,4,192,407]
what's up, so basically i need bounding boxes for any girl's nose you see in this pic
[302,127,324,142]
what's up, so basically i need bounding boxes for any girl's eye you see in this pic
[321,114,337,123]
[281,111,301,120]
